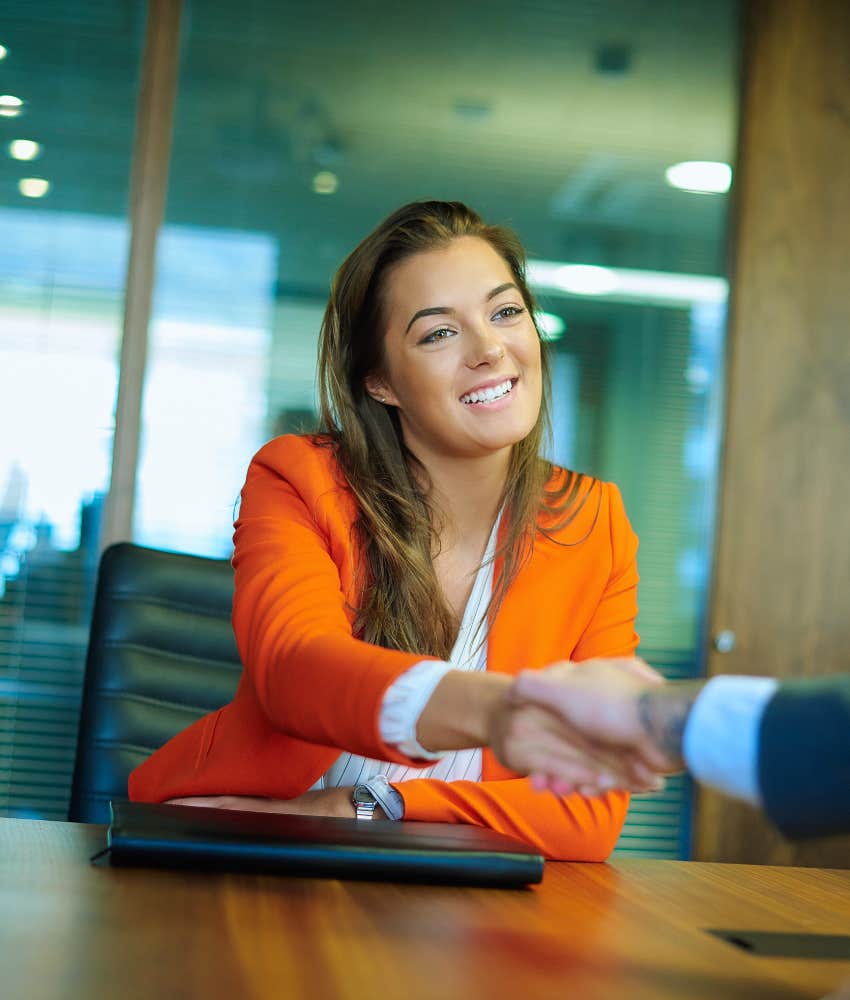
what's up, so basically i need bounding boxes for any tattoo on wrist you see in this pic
[637,682,703,766]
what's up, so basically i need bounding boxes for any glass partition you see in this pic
[139,0,740,856]
[0,4,144,818]
[2,2,740,845]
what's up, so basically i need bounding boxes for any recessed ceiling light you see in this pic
[0,44,8,61]
[8,139,41,161]
[535,311,566,340]
[665,161,732,194]
[18,177,50,198]
[0,94,23,118]
[312,170,338,195]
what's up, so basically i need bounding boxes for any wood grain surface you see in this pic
[701,0,850,867]
[2,818,849,1000]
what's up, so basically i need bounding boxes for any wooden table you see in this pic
[2,818,849,999]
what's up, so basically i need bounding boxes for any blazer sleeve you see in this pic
[397,777,629,861]
[395,482,640,861]
[232,441,440,764]
[758,675,850,839]
[571,482,640,661]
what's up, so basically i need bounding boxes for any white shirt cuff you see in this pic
[682,675,779,806]
[379,660,453,760]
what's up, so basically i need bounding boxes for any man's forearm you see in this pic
[636,681,705,770]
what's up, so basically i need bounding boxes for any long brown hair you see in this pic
[317,200,594,658]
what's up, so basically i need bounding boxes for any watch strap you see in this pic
[365,776,404,821]
[353,775,404,821]
[354,795,378,821]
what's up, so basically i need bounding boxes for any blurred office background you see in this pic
[1,1,847,866]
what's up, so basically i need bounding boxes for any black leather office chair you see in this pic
[68,543,242,823]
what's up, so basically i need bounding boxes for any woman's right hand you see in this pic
[491,658,673,796]
[413,659,669,797]
[490,691,664,797]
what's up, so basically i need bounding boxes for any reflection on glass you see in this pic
[137,226,277,556]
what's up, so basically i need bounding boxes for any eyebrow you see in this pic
[404,282,519,334]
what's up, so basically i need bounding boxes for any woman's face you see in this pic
[366,236,543,467]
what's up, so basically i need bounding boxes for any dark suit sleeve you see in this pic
[758,675,850,839]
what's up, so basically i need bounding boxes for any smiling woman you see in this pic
[129,201,648,860]
[366,237,543,467]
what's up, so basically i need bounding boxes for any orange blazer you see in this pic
[129,435,640,860]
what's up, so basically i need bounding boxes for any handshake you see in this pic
[494,658,701,797]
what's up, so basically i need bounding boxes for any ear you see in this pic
[364,373,398,407]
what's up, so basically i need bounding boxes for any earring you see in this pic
[380,395,386,403]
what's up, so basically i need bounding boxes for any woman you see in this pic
[129,200,641,860]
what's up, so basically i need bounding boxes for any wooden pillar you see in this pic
[100,0,183,549]
[697,0,850,867]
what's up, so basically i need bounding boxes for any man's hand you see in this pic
[506,658,702,797]
[486,658,671,796]
[490,695,665,796]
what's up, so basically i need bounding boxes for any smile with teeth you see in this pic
[460,378,516,405]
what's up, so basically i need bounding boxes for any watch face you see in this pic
[353,786,376,805]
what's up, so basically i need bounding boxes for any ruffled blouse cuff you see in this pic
[379,659,453,761]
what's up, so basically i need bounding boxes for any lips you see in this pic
[460,377,516,405]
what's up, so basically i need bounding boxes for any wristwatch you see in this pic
[352,774,404,821]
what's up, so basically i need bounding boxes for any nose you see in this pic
[465,327,505,368]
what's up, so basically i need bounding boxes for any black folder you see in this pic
[106,801,544,888]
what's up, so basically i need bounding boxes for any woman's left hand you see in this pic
[165,786,355,819]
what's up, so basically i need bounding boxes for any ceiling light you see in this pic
[18,177,50,198]
[8,139,41,161]
[312,170,338,195]
[553,264,618,296]
[665,161,732,194]
[535,311,566,340]
[0,44,8,61]
[0,94,23,118]
[528,260,728,307]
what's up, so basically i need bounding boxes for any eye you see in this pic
[419,327,457,345]
[492,305,526,321]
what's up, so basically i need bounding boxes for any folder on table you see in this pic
[106,800,544,888]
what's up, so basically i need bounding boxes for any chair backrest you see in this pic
[69,542,242,823]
